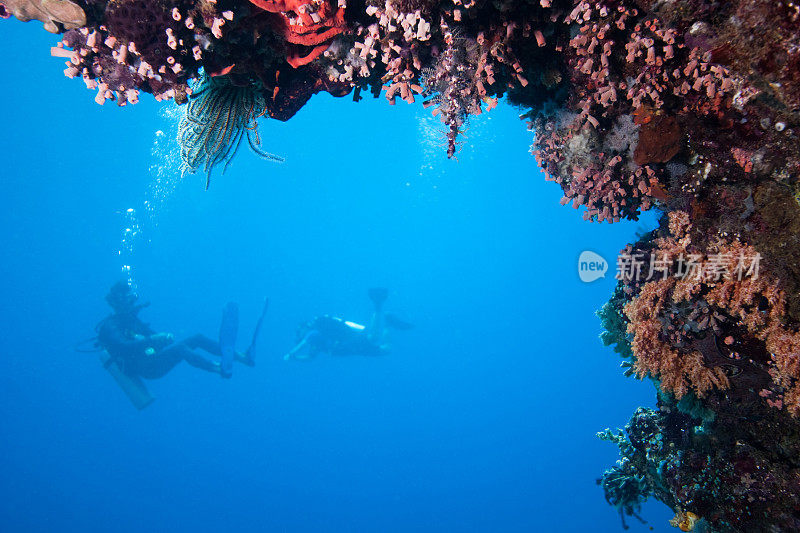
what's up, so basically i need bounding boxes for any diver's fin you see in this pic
[385,313,414,331]
[99,352,155,410]
[219,302,239,377]
[245,297,269,363]
[368,288,388,309]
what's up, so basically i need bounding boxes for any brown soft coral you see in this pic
[625,211,800,412]
[626,276,730,399]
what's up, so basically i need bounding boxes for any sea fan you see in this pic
[178,74,284,188]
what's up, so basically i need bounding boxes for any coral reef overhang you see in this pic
[5,0,800,531]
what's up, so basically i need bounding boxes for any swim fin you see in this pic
[219,302,239,377]
[368,288,388,309]
[385,313,413,330]
[245,297,269,364]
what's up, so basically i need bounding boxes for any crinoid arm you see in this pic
[178,74,284,188]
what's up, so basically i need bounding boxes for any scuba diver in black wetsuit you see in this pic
[284,288,412,360]
[96,281,266,379]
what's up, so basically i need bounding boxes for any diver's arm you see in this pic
[98,322,146,351]
[148,332,174,349]
[128,332,174,352]
[99,322,171,354]
[284,338,308,360]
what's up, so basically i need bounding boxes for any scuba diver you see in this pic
[94,282,268,391]
[284,288,412,360]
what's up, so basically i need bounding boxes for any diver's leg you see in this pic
[284,339,308,360]
[183,334,252,366]
[235,351,254,366]
[244,297,269,364]
[182,351,223,374]
[367,288,393,345]
[367,305,387,346]
[183,334,222,356]
[163,343,222,374]
[129,350,182,380]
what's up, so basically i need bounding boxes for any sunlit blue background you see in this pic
[0,20,671,532]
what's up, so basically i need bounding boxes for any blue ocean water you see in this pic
[0,21,672,533]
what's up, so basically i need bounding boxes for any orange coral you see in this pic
[248,0,346,68]
[670,510,700,531]
[626,278,729,398]
[765,328,800,414]
[624,211,800,412]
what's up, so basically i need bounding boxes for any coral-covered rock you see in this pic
[599,396,800,533]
